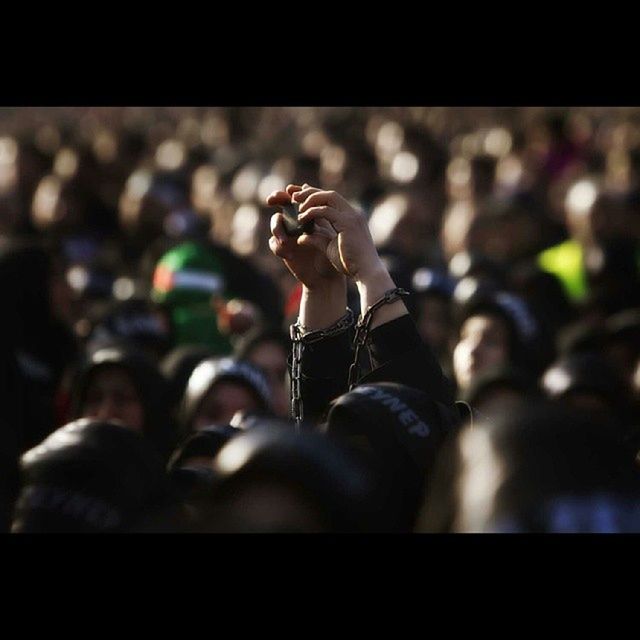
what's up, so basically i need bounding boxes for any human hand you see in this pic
[292,184,407,326]
[292,185,385,284]
[267,185,344,292]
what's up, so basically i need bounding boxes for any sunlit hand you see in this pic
[267,185,344,292]
[291,184,407,328]
[292,185,385,284]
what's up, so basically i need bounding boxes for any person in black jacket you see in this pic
[266,183,458,425]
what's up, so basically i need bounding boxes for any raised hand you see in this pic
[267,184,347,331]
[292,186,384,283]
[267,185,344,292]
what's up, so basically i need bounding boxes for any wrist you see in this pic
[299,278,348,331]
[302,274,346,295]
[354,258,390,288]
[355,263,396,308]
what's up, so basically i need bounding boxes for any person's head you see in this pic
[452,291,543,393]
[81,363,145,432]
[419,400,640,533]
[12,419,179,533]
[189,426,375,533]
[453,311,512,392]
[181,357,272,436]
[72,345,176,460]
[323,383,460,531]
[151,241,231,354]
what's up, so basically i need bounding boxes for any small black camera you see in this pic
[280,202,315,238]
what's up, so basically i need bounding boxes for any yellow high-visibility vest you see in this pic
[537,239,588,302]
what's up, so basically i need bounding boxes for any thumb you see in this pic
[296,231,330,253]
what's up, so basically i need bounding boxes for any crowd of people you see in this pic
[1,105,640,533]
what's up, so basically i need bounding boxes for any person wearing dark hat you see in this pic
[324,382,459,531]
[187,426,377,533]
[266,183,456,426]
[452,288,550,396]
[71,345,177,462]
[180,357,273,437]
[418,400,640,533]
[12,419,182,533]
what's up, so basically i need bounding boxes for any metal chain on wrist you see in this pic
[347,287,410,390]
[289,308,355,429]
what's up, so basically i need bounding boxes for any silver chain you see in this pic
[347,288,411,390]
[289,308,355,430]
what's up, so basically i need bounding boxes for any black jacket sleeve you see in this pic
[360,314,455,406]
[292,328,353,425]
[293,313,456,424]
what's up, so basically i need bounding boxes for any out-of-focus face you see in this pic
[247,341,289,418]
[453,314,511,391]
[193,382,260,430]
[83,366,145,433]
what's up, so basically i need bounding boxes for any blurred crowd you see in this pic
[2,105,640,533]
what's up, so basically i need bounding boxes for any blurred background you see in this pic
[3,106,640,533]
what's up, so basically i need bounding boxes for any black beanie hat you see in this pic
[455,288,552,374]
[181,357,273,435]
[204,425,376,532]
[324,382,459,530]
[13,419,172,533]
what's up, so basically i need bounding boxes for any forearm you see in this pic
[290,277,353,424]
[296,330,353,423]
